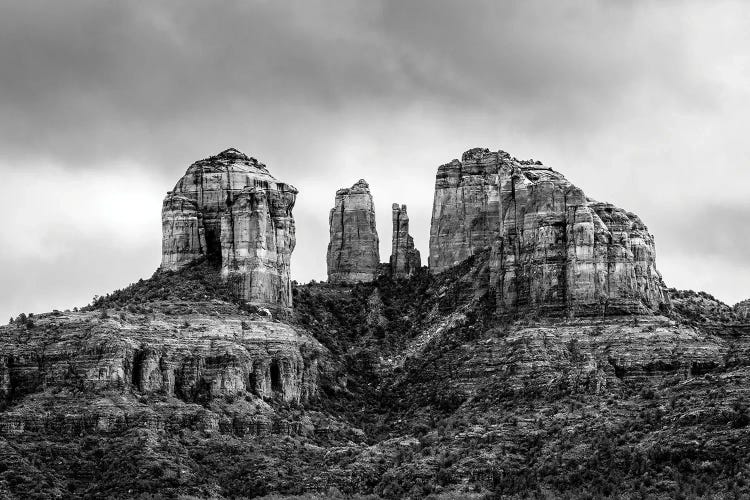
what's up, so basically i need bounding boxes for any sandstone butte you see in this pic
[0,145,749,498]
[326,179,380,284]
[430,147,669,318]
[162,147,297,309]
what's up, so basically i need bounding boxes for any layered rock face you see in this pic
[429,148,669,317]
[161,148,297,308]
[0,312,323,408]
[390,204,421,278]
[326,180,380,283]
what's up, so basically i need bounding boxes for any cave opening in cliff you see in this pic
[132,350,146,390]
[205,226,222,266]
[270,360,282,393]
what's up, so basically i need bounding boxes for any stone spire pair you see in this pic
[326,180,421,284]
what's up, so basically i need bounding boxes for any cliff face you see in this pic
[429,149,501,273]
[161,194,206,270]
[0,313,319,407]
[429,148,669,317]
[390,203,421,278]
[162,148,297,308]
[326,180,380,284]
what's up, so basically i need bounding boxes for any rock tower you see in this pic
[429,148,670,317]
[390,203,421,278]
[326,179,380,284]
[161,148,297,308]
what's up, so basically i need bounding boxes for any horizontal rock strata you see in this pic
[0,310,323,407]
[326,180,380,284]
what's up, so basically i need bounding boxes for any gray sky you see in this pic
[1,0,749,320]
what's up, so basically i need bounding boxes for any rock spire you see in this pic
[161,148,297,308]
[390,203,421,278]
[326,179,380,284]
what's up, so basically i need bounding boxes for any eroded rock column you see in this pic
[390,203,421,278]
[326,179,380,284]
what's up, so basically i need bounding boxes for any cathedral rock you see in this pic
[390,203,421,278]
[161,148,297,308]
[429,148,670,317]
[326,180,380,284]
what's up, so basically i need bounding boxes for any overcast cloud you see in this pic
[1,0,749,320]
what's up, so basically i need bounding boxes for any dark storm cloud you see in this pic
[0,1,384,166]
[0,0,711,170]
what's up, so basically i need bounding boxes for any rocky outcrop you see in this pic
[402,315,729,398]
[668,289,744,329]
[161,148,297,308]
[326,180,380,284]
[390,204,421,278]
[0,311,322,407]
[429,148,669,317]
[736,299,750,321]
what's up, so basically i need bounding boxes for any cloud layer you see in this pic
[2,0,749,319]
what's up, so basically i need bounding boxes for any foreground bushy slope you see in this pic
[1,256,750,499]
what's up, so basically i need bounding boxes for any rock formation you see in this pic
[0,261,329,406]
[390,203,421,278]
[161,148,297,308]
[4,141,750,498]
[0,313,320,406]
[429,148,669,317]
[429,149,502,273]
[736,299,750,321]
[326,180,380,283]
